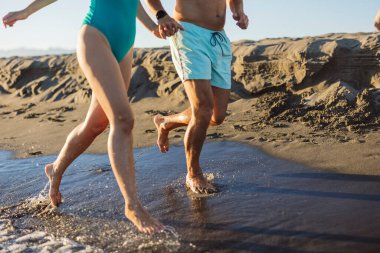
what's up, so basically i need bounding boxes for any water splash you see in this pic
[162,225,179,239]
[0,218,104,253]
[122,225,182,252]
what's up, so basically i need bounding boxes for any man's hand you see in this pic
[3,10,28,28]
[375,9,380,31]
[233,11,249,30]
[157,15,184,39]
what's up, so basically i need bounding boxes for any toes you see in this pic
[207,185,219,194]
[146,226,154,234]
[190,184,219,195]
[154,226,163,233]
[159,146,167,153]
[49,192,63,207]
[193,187,202,194]
[157,144,164,153]
[151,223,164,234]
[156,224,164,232]
[202,187,210,194]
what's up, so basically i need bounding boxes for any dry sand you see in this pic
[0,33,379,175]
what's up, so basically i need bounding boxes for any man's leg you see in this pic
[183,80,215,194]
[183,80,222,194]
[209,86,230,126]
[154,86,230,153]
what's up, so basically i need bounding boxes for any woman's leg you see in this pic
[76,25,162,234]
[45,94,109,206]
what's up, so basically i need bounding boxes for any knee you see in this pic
[111,114,135,134]
[210,113,226,126]
[193,102,214,126]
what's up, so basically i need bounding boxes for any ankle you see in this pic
[160,120,170,131]
[125,198,140,210]
[52,161,65,175]
[187,171,204,179]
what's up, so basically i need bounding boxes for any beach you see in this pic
[1,33,380,252]
[0,33,379,174]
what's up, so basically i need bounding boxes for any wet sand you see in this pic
[1,142,380,252]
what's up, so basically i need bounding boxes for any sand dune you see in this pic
[0,33,379,173]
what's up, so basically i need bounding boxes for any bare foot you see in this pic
[44,163,63,207]
[153,115,169,153]
[186,174,219,194]
[125,202,164,234]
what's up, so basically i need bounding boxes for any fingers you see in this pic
[233,12,249,30]
[178,23,185,31]
[2,18,13,28]
[158,17,184,39]
[233,13,239,21]
[2,13,16,28]
[3,19,17,28]
[162,24,177,37]
[238,14,249,30]
[2,13,12,24]
[163,26,172,37]
[6,20,16,27]
[159,25,166,40]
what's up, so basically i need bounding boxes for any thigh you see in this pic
[211,86,230,118]
[77,26,132,122]
[183,80,214,109]
[118,46,134,92]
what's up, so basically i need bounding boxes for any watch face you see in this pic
[156,10,168,20]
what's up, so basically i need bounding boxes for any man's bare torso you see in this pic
[173,0,227,30]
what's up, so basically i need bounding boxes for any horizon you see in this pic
[0,0,379,56]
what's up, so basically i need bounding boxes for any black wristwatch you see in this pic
[156,10,168,20]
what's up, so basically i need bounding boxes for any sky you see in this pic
[0,0,378,51]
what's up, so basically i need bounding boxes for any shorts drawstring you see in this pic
[210,32,227,56]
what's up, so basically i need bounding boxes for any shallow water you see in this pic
[1,141,380,253]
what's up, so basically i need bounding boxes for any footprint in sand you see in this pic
[47,116,66,123]
[28,151,43,156]
[206,133,224,139]
[14,108,27,115]
[233,124,247,132]
[0,111,12,116]
[53,106,75,113]
[24,113,44,119]
[144,110,175,116]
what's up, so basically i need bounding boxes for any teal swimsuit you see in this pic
[83,0,138,62]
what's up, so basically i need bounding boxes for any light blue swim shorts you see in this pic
[170,21,233,90]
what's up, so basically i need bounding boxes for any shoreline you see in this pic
[1,100,379,177]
